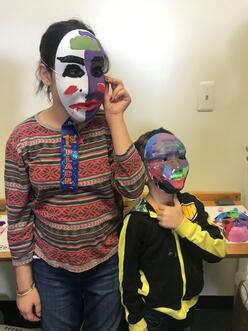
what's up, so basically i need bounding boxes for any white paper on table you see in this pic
[0,215,9,251]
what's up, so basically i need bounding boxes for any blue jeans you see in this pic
[32,254,122,331]
[144,307,193,331]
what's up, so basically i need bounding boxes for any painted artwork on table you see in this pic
[213,207,248,243]
[0,215,9,251]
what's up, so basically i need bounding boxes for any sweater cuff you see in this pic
[11,254,34,267]
[129,318,147,331]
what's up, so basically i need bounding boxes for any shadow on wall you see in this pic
[0,58,24,195]
[0,57,24,140]
[229,21,248,208]
[229,21,248,102]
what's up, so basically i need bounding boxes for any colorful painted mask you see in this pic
[214,209,248,242]
[144,133,189,193]
[55,29,106,123]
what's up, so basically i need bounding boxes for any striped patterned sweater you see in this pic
[4,111,146,272]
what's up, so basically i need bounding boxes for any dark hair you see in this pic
[134,128,174,160]
[36,19,110,98]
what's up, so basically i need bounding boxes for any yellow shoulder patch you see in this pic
[181,203,198,221]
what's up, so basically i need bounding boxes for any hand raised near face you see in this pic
[157,195,184,229]
[103,76,131,119]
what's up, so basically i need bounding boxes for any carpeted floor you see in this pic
[192,309,233,331]
[118,310,233,331]
[0,298,234,331]
[0,327,41,331]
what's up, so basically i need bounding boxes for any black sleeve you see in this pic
[118,212,147,326]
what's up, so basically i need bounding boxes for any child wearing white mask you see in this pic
[5,19,146,331]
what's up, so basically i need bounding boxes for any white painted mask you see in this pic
[55,29,106,123]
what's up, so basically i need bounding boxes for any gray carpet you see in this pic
[0,327,41,331]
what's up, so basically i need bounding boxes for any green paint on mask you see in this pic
[70,36,101,51]
[172,166,189,179]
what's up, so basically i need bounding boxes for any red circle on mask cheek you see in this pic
[98,83,106,93]
[64,85,78,95]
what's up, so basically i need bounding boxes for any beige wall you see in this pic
[1,0,248,200]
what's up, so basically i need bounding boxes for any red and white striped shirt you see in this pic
[5,111,146,272]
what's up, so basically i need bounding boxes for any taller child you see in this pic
[5,19,146,331]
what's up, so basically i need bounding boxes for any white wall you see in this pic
[0,0,248,299]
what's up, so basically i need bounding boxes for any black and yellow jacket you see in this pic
[118,192,226,331]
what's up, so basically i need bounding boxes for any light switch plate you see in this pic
[198,81,215,112]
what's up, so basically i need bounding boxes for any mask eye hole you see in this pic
[63,64,85,78]
[91,56,104,78]
[91,66,104,77]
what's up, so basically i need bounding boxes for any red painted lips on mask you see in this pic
[69,100,102,111]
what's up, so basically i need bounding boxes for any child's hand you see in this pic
[103,76,131,120]
[157,196,184,229]
[17,287,41,321]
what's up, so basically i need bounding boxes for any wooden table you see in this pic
[192,192,248,258]
[0,251,11,260]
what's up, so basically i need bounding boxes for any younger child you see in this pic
[118,128,226,331]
